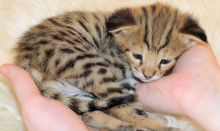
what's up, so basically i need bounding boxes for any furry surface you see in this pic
[0,0,219,130]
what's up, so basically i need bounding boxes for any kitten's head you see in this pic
[106,3,207,82]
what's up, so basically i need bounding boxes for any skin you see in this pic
[0,42,219,130]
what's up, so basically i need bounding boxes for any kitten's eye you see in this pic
[160,59,170,65]
[132,53,142,60]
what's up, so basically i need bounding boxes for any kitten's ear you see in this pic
[106,8,135,35]
[181,16,207,47]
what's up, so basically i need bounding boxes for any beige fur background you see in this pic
[0,0,219,130]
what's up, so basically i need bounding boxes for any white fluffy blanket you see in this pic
[0,0,219,130]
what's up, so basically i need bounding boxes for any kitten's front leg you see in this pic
[82,111,136,131]
[104,103,180,131]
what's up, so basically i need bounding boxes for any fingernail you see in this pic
[0,66,9,78]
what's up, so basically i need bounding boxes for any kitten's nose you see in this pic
[144,75,152,79]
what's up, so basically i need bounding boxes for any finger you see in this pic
[0,64,42,107]
[136,72,187,115]
[174,42,218,71]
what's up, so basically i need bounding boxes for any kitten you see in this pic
[13,3,207,131]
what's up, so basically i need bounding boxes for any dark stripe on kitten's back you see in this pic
[78,21,89,32]
[101,76,117,84]
[48,18,64,27]
[45,49,54,60]
[79,70,92,78]
[60,48,74,53]
[56,59,75,75]
[74,47,85,52]
[75,54,97,61]
[83,62,108,69]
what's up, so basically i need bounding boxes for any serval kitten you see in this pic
[13,3,207,131]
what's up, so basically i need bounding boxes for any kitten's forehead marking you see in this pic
[138,5,179,55]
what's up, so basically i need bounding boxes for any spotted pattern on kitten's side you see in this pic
[13,3,207,131]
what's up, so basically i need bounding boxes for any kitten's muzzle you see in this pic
[144,75,152,79]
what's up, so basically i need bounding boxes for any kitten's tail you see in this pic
[35,78,137,114]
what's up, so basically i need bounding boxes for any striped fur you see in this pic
[13,3,207,131]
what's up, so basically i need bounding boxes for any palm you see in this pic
[1,64,90,131]
[22,97,84,131]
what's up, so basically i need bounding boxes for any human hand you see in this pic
[0,64,94,131]
[136,42,220,130]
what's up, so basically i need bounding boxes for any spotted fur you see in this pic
[13,3,207,131]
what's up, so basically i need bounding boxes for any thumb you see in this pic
[136,72,187,115]
[0,64,42,107]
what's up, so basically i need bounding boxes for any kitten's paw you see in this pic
[135,129,150,131]
[135,127,181,131]
[169,127,182,131]
[159,127,182,131]
[119,125,136,131]
[136,129,151,131]
[135,127,150,131]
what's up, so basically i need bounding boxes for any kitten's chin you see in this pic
[141,76,161,83]
[133,72,163,83]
